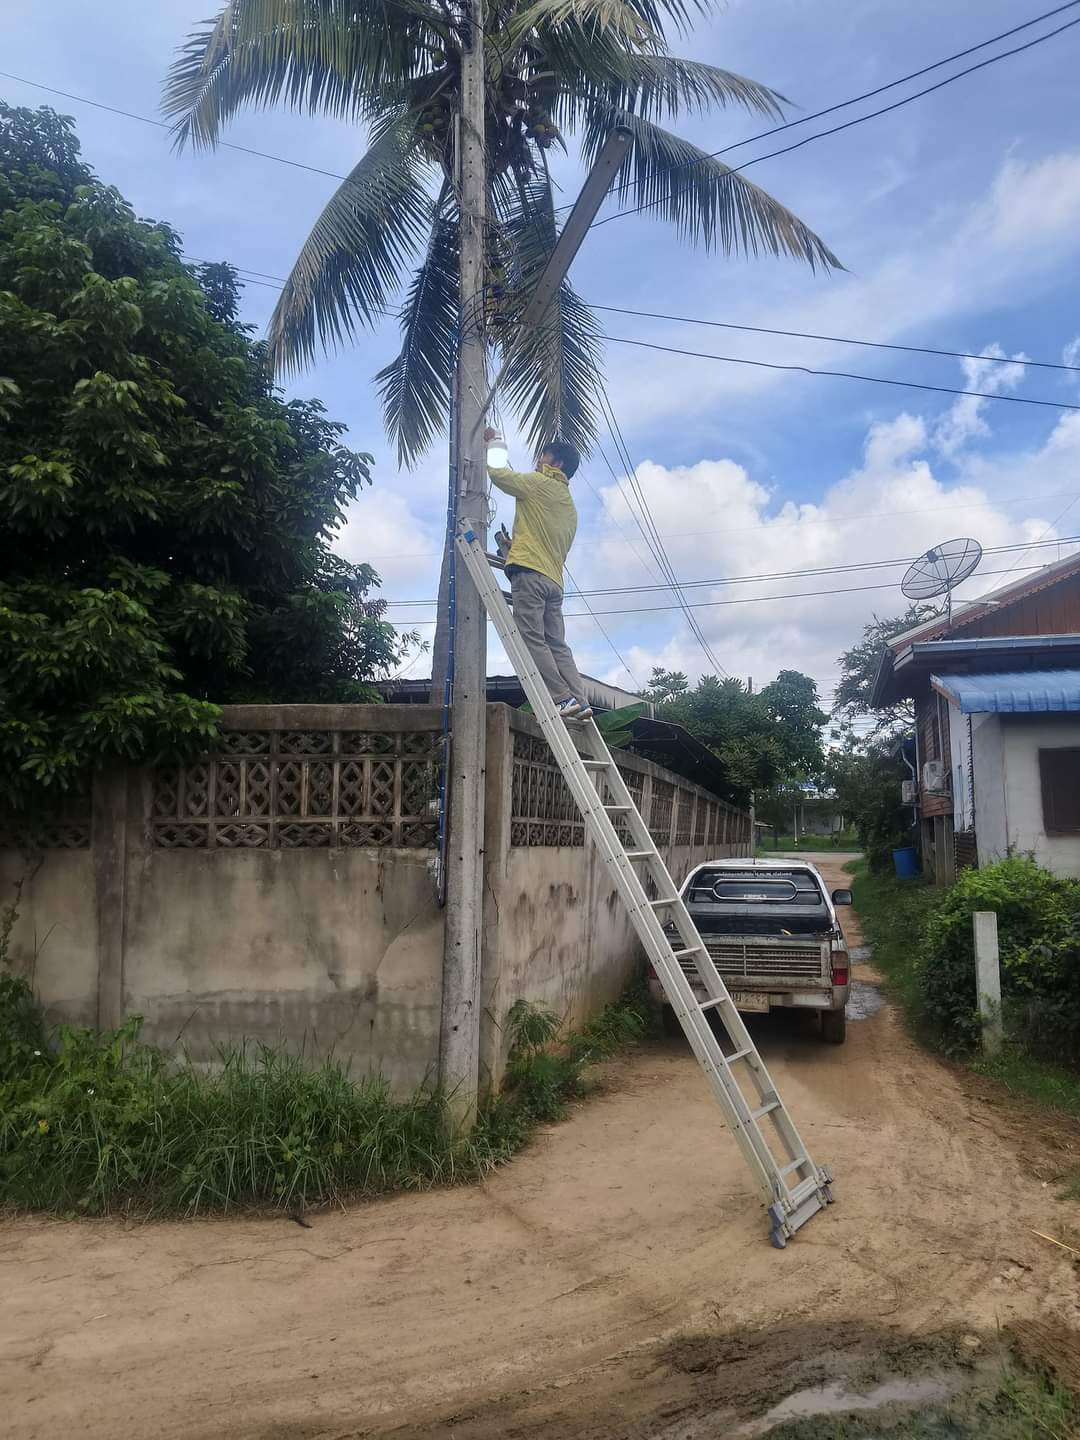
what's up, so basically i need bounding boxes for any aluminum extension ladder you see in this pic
[456,527,834,1246]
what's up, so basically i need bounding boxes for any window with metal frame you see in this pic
[1039,747,1080,835]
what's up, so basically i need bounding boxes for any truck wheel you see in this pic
[662,1006,684,1038]
[821,1007,847,1045]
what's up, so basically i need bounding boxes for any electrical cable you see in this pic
[564,562,641,690]
[185,261,1080,414]
[590,10,1080,231]
[602,333,1080,413]
[383,534,1080,605]
[0,70,351,181]
[382,534,1080,605]
[382,561,1052,624]
[596,386,729,675]
[555,0,1080,214]
[589,304,1080,376]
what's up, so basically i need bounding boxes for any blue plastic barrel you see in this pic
[892,846,918,878]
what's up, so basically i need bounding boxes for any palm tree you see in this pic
[164,1,840,685]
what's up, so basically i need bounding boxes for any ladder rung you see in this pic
[582,760,611,770]
[648,896,679,909]
[604,804,633,812]
[623,850,656,861]
[699,995,731,1013]
[726,1044,753,1061]
[779,1158,810,1179]
[672,945,705,961]
[751,1100,781,1122]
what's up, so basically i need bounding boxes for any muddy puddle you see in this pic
[649,1368,977,1439]
[847,979,884,1021]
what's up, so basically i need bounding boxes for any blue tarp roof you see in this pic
[933,669,1080,713]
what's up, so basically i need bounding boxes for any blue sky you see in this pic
[5,0,1080,719]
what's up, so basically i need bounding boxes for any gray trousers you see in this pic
[508,566,587,703]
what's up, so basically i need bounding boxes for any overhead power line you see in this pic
[592,8,1080,231]
[184,263,1080,414]
[385,563,1048,626]
[597,386,730,675]
[0,71,350,181]
[557,0,1080,215]
[590,304,1080,376]
[384,534,1080,606]
[603,334,1080,413]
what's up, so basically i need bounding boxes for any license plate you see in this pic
[729,990,770,1013]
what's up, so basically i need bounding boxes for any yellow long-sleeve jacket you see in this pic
[487,460,578,589]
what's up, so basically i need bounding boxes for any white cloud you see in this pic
[571,398,1080,698]
[602,147,1080,428]
[1064,337,1080,371]
[932,346,1028,458]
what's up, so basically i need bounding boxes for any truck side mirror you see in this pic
[831,888,853,907]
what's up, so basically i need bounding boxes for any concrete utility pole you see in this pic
[440,0,488,1130]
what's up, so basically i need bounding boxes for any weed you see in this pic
[0,976,649,1217]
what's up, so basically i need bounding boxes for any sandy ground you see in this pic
[2,858,1079,1439]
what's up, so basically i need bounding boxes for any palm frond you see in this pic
[581,107,842,268]
[266,115,434,373]
[589,54,786,122]
[508,0,661,52]
[375,204,459,466]
[499,175,604,455]
[163,0,442,148]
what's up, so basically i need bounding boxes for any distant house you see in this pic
[871,552,1080,882]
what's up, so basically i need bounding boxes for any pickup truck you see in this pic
[647,856,852,1044]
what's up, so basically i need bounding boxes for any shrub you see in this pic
[917,857,1080,1055]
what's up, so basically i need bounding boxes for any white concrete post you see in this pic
[973,911,1003,1056]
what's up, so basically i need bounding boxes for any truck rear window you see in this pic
[686,870,825,906]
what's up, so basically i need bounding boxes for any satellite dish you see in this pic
[901,537,982,623]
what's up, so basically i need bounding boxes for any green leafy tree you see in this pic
[823,740,911,871]
[832,603,939,741]
[647,673,790,800]
[642,666,689,705]
[760,668,826,777]
[0,103,414,804]
[164,1,840,468]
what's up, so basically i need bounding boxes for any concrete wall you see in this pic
[970,712,1080,878]
[1,704,750,1093]
[971,712,1008,866]
[478,708,750,1085]
[1002,715,1080,877]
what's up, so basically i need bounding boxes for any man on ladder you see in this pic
[484,426,593,721]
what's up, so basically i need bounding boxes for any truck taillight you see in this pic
[831,963,848,986]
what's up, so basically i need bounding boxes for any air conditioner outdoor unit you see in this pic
[922,760,947,793]
[901,779,918,805]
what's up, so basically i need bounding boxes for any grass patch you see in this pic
[849,860,1080,1127]
[847,859,940,1025]
[0,979,651,1219]
[760,1364,1073,1439]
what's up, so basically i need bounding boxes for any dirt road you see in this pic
[3,858,1079,1438]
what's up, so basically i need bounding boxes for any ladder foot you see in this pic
[768,1207,788,1249]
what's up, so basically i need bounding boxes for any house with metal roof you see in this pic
[870,551,1080,881]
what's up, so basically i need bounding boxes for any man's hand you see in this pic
[483,426,499,444]
[495,525,512,558]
